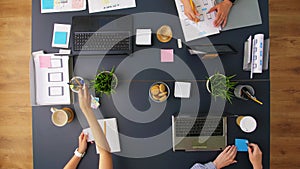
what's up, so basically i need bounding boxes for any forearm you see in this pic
[253,164,263,169]
[98,150,113,169]
[82,108,110,151]
[63,155,82,169]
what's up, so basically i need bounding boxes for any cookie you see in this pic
[152,94,160,100]
[150,86,160,95]
[159,95,167,102]
[159,84,166,92]
[158,92,168,97]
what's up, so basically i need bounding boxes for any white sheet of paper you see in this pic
[174,0,220,42]
[88,0,136,13]
[174,82,191,98]
[33,52,70,105]
[41,0,86,13]
[82,118,121,153]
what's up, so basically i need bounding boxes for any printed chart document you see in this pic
[83,118,121,153]
[175,0,220,42]
[41,0,86,13]
[88,0,136,13]
[33,51,71,105]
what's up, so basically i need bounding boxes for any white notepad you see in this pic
[174,82,191,98]
[83,118,121,153]
[136,29,152,45]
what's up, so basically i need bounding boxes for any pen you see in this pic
[242,89,263,105]
[189,0,199,22]
[53,53,76,57]
[190,0,195,11]
[74,78,83,87]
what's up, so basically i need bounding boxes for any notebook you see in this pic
[83,118,121,153]
[172,116,227,151]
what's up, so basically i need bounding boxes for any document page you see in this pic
[33,52,71,105]
[174,0,220,42]
[88,0,136,13]
[41,0,86,13]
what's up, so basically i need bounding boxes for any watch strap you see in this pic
[74,148,85,158]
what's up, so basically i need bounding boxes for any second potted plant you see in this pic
[206,72,237,103]
[92,67,118,96]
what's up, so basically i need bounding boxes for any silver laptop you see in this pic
[172,116,227,151]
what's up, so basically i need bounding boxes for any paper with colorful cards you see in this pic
[174,0,220,42]
[41,0,86,13]
[83,118,121,153]
[33,51,71,105]
[88,0,136,13]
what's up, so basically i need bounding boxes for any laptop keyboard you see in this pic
[175,117,224,137]
[73,31,131,53]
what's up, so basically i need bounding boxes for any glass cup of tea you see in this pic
[156,25,172,43]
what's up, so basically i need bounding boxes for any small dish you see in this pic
[149,82,170,103]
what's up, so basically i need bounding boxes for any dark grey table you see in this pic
[32,0,270,168]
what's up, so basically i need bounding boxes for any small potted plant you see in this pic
[206,72,237,103]
[92,67,118,96]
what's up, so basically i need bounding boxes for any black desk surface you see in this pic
[32,0,270,168]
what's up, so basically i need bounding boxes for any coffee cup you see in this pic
[51,107,75,127]
[236,116,257,133]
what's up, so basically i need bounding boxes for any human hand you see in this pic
[182,0,200,22]
[248,143,263,169]
[78,85,92,113]
[213,145,237,169]
[208,0,233,28]
[78,132,88,154]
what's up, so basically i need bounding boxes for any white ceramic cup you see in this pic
[51,107,74,127]
[236,116,257,133]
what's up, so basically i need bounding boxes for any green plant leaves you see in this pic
[92,68,117,96]
[209,73,238,103]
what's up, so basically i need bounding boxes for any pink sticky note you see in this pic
[161,49,174,62]
[72,0,84,9]
[39,56,51,68]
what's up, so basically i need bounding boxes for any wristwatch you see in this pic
[74,148,85,158]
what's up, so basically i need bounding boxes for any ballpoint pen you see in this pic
[189,0,199,22]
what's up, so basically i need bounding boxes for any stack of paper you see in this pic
[174,0,220,42]
[33,51,71,105]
